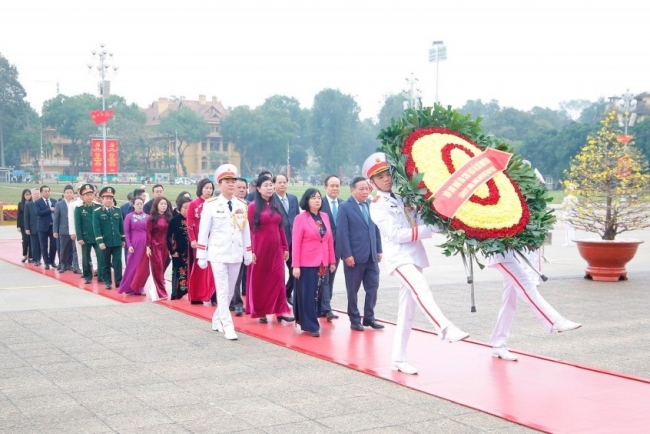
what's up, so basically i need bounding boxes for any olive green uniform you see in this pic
[92,205,125,289]
[74,203,103,283]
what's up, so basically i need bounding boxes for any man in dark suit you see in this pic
[143,184,164,214]
[336,176,383,331]
[53,185,75,272]
[35,185,57,269]
[273,173,299,304]
[318,175,343,320]
[24,188,41,266]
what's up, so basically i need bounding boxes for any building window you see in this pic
[201,157,208,171]
[201,140,208,152]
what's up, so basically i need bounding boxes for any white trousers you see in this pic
[524,248,542,285]
[391,264,453,364]
[74,241,97,270]
[488,260,562,348]
[564,222,576,246]
[210,262,242,333]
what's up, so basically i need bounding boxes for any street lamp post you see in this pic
[428,40,447,104]
[619,89,637,136]
[403,72,421,109]
[87,44,118,186]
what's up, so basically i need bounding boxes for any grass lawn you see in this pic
[0,182,564,206]
[0,182,347,205]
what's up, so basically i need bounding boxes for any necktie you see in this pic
[360,202,369,225]
[227,200,232,212]
[390,192,398,200]
[331,200,338,222]
[281,197,288,212]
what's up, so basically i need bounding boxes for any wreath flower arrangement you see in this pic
[377,105,555,260]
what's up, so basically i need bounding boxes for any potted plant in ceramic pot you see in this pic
[563,110,650,281]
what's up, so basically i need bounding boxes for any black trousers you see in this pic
[38,228,57,265]
[20,228,30,257]
[229,261,245,310]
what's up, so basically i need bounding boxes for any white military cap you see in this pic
[214,164,238,183]
[362,152,390,179]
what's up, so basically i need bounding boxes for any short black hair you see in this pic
[176,195,192,210]
[236,177,247,184]
[273,173,287,183]
[152,184,164,192]
[133,188,145,198]
[257,170,272,179]
[196,178,214,197]
[299,188,322,211]
[324,175,340,186]
[350,176,367,189]
[39,185,49,193]
[63,184,74,193]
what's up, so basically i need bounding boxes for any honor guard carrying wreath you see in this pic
[196,164,253,341]
[364,152,469,375]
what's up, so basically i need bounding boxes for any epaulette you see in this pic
[236,197,248,205]
[206,197,218,203]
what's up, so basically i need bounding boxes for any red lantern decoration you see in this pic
[89,109,114,125]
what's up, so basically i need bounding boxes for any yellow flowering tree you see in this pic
[564,110,650,240]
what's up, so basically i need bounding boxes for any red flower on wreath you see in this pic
[402,127,529,240]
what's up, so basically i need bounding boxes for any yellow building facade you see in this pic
[142,95,241,177]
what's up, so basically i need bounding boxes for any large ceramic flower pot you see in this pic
[575,238,644,282]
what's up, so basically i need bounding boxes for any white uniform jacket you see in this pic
[196,196,252,264]
[67,198,83,237]
[369,190,440,274]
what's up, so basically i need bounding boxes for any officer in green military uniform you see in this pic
[75,184,103,284]
[92,187,125,289]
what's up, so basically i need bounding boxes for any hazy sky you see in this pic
[1,0,648,119]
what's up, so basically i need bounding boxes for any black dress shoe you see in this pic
[44,264,50,270]
[105,284,112,290]
[84,279,92,284]
[277,315,295,323]
[350,323,365,331]
[190,300,203,305]
[21,257,27,263]
[259,317,268,324]
[235,306,243,316]
[362,320,385,329]
[326,312,339,321]
[309,331,320,337]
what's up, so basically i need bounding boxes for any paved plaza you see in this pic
[1,224,649,433]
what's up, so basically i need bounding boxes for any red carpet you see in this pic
[2,239,649,433]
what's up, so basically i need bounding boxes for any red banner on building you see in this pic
[90,138,119,174]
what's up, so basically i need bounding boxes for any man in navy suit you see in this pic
[318,175,343,320]
[336,176,383,331]
[35,185,57,269]
[273,173,299,304]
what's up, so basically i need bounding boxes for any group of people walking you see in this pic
[16,153,582,375]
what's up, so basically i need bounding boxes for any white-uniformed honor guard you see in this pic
[196,164,253,340]
[364,152,469,375]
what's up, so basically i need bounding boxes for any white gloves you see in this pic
[244,252,253,266]
[198,259,208,269]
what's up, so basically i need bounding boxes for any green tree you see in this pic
[41,93,101,173]
[309,89,360,175]
[354,118,380,165]
[628,116,650,163]
[378,93,407,130]
[157,107,210,176]
[578,98,609,124]
[520,122,597,184]
[109,99,149,172]
[0,53,31,167]
[220,105,263,175]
